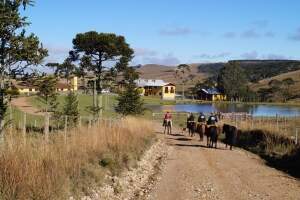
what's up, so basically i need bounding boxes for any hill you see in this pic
[250,69,300,100]
[137,60,300,86]
[136,64,209,91]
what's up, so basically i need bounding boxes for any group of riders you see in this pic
[163,111,237,150]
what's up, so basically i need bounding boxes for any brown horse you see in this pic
[205,125,221,148]
[196,123,205,141]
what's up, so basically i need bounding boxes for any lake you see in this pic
[147,103,300,117]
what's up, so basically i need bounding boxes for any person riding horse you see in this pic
[196,112,206,141]
[163,111,172,134]
[187,113,196,137]
[205,113,220,148]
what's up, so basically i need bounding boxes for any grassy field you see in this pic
[29,94,118,117]
[0,117,155,199]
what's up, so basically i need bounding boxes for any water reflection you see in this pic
[147,103,300,117]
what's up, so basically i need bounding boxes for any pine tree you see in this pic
[63,92,79,125]
[115,68,144,116]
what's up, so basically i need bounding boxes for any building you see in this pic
[135,79,176,100]
[197,88,226,101]
[13,76,78,94]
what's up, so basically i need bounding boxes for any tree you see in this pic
[218,61,248,101]
[115,67,145,116]
[72,31,134,116]
[36,76,58,112]
[174,64,191,100]
[0,0,48,132]
[46,51,78,84]
[63,92,79,125]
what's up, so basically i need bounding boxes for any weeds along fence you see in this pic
[151,111,300,143]
[2,106,120,141]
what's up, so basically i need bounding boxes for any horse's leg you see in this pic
[164,125,166,134]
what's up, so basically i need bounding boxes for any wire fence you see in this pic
[1,106,120,142]
[151,111,300,143]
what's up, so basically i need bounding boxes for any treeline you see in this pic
[192,61,297,102]
[197,60,300,83]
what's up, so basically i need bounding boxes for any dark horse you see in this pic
[222,124,237,150]
[188,121,196,137]
[205,125,220,148]
[196,123,205,141]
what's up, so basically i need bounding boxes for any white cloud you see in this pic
[159,27,192,36]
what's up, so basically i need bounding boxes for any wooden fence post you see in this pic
[78,116,81,128]
[64,116,68,144]
[88,116,92,129]
[23,113,27,144]
[44,113,49,142]
[99,95,103,118]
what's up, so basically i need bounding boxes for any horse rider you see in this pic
[197,112,206,141]
[163,111,172,134]
[187,113,196,136]
[207,112,218,126]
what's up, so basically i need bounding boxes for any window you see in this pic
[165,87,169,93]
[170,87,174,93]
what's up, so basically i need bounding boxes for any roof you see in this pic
[12,80,37,89]
[135,79,167,87]
[200,88,222,95]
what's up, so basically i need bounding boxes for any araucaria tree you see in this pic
[36,76,58,112]
[218,61,248,101]
[175,64,192,100]
[72,31,134,116]
[0,0,48,132]
[115,67,145,116]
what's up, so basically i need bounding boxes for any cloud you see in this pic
[241,29,260,38]
[44,44,71,63]
[240,51,259,59]
[159,27,192,36]
[241,51,291,60]
[288,28,300,41]
[134,48,158,57]
[143,53,180,66]
[252,20,269,28]
[263,54,290,60]
[265,31,275,38]
[194,52,231,59]
[223,32,236,38]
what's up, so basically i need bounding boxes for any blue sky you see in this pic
[25,0,300,66]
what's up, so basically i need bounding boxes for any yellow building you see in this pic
[197,88,227,101]
[135,79,176,100]
[13,76,78,94]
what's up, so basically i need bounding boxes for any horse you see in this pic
[187,121,196,137]
[196,123,206,141]
[205,125,221,148]
[222,124,237,150]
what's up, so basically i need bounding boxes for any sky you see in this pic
[24,0,300,66]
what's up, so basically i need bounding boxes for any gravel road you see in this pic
[145,128,300,200]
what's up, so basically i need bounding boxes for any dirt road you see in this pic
[11,97,44,116]
[146,130,300,200]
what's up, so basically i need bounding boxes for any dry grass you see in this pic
[0,117,154,200]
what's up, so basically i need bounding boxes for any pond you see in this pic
[147,103,300,117]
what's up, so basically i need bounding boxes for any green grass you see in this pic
[142,96,176,105]
[29,93,118,117]
[5,107,44,129]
